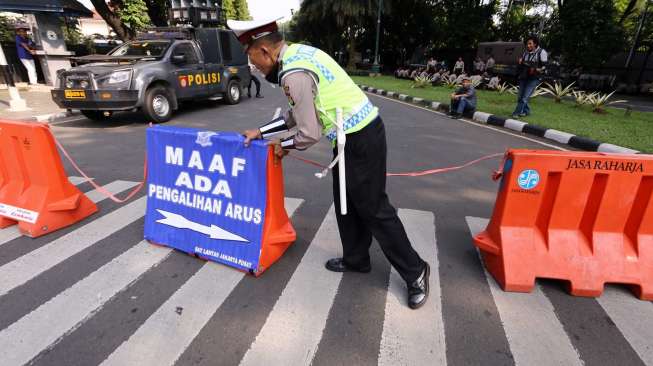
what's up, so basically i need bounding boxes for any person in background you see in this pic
[474,57,485,75]
[487,74,501,90]
[449,76,476,119]
[453,56,465,74]
[485,55,495,75]
[247,63,263,98]
[426,57,437,73]
[14,24,37,85]
[512,36,547,118]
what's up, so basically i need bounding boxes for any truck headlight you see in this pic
[108,70,131,84]
[97,69,132,89]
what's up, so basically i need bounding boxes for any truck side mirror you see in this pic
[172,54,187,65]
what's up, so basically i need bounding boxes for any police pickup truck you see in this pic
[51,27,251,123]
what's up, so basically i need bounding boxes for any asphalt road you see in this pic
[0,81,651,366]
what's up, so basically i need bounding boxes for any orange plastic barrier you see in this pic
[474,149,653,300]
[0,120,97,237]
[255,151,297,275]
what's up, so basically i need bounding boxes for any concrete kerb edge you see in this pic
[356,83,641,154]
[33,110,81,123]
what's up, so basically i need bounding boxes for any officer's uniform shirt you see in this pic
[278,44,323,150]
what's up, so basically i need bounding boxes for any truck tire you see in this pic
[144,85,174,123]
[81,110,112,121]
[224,79,241,105]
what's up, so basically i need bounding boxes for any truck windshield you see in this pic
[109,40,171,57]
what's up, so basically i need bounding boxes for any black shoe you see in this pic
[325,258,371,273]
[450,113,462,119]
[247,92,252,98]
[407,262,430,309]
[256,94,264,98]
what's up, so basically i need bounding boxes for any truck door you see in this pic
[171,42,208,100]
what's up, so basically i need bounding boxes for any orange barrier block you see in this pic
[0,119,97,237]
[474,149,653,300]
[256,152,297,275]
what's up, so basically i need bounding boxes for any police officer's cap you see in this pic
[227,17,283,46]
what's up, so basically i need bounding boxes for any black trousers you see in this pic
[332,117,425,283]
[248,75,261,95]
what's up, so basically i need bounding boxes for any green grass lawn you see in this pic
[351,75,653,152]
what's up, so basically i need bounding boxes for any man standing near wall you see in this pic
[14,24,38,85]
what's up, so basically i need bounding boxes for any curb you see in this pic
[32,110,81,123]
[358,84,640,154]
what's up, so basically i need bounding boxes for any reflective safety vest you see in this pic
[279,43,378,143]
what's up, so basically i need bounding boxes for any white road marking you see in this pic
[0,179,138,247]
[379,209,446,366]
[0,196,147,297]
[239,205,342,366]
[368,93,568,151]
[0,241,171,366]
[465,216,583,366]
[597,287,653,365]
[100,198,303,366]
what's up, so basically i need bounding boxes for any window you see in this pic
[172,43,200,64]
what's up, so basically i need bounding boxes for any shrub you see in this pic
[542,81,576,103]
[572,90,589,107]
[586,91,627,113]
[411,76,430,89]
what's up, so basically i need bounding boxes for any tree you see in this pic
[299,0,386,69]
[222,0,237,20]
[92,0,154,41]
[234,0,252,20]
[146,0,168,27]
[550,0,625,68]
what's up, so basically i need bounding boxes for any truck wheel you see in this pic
[81,110,112,121]
[224,79,241,105]
[145,86,174,123]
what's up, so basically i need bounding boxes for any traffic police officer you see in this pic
[229,19,429,309]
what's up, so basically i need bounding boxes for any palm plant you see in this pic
[443,77,459,89]
[572,90,589,107]
[585,91,627,113]
[496,82,513,94]
[411,76,430,88]
[541,81,576,103]
[530,83,547,98]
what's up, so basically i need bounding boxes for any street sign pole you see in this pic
[371,0,383,75]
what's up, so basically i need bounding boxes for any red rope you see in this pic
[288,152,504,177]
[54,138,147,203]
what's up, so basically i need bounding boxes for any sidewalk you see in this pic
[0,84,76,122]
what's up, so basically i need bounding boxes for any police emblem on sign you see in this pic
[517,169,540,190]
[195,131,217,147]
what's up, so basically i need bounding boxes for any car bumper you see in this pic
[51,89,139,111]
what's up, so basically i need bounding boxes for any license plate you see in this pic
[64,90,86,99]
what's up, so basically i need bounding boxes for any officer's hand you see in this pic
[268,139,288,159]
[242,129,262,147]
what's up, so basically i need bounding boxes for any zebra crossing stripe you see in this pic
[100,198,304,366]
[0,195,147,297]
[597,288,653,365]
[0,179,138,248]
[67,176,91,185]
[379,209,446,366]
[239,205,342,366]
[465,217,583,366]
[0,241,171,366]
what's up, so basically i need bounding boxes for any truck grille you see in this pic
[63,72,94,89]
